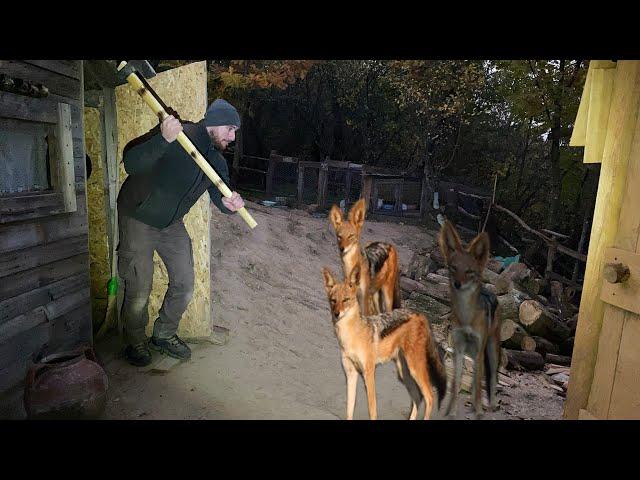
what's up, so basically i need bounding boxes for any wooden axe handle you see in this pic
[117,61,257,229]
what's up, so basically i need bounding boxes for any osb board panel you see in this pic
[600,248,640,315]
[84,106,110,326]
[115,61,211,338]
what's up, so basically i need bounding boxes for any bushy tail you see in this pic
[426,334,448,404]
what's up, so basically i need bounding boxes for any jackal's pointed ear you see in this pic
[348,198,366,232]
[468,232,491,268]
[329,205,343,231]
[348,264,361,288]
[439,220,462,263]
[322,267,336,294]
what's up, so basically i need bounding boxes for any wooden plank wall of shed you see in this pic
[0,60,92,399]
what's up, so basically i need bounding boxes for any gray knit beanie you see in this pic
[204,99,241,127]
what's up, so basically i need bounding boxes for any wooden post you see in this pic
[564,61,640,419]
[420,172,430,219]
[345,169,353,207]
[394,180,402,214]
[297,165,305,206]
[317,162,328,209]
[101,87,118,280]
[362,174,373,212]
[266,155,277,196]
[371,180,379,213]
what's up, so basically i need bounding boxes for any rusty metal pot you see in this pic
[24,346,108,419]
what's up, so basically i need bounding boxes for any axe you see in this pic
[116,60,257,229]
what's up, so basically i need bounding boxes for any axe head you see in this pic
[126,60,157,79]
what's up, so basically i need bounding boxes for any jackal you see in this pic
[329,199,401,315]
[439,220,502,418]
[322,264,447,420]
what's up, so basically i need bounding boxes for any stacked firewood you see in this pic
[402,244,579,392]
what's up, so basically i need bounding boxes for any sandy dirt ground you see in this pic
[95,201,566,420]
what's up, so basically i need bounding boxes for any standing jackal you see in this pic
[329,199,401,315]
[322,264,447,420]
[439,220,502,418]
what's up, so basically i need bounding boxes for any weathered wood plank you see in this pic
[0,321,49,374]
[0,192,64,214]
[0,193,66,223]
[0,91,59,123]
[0,253,89,302]
[0,91,82,127]
[0,308,47,345]
[42,287,90,321]
[0,235,88,279]
[0,202,67,224]
[0,60,80,100]
[48,299,93,354]
[0,272,89,324]
[0,193,87,253]
[23,60,80,80]
[0,323,50,394]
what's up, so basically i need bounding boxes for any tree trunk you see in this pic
[519,299,572,343]
[497,291,527,323]
[399,276,451,305]
[527,336,560,357]
[505,349,545,371]
[545,353,572,366]
[495,262,529,294]
[500,319,528,349]
[520,336,537,352]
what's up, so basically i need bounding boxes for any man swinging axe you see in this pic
[117,99,245,366]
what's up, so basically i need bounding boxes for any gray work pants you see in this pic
[117,214,194,345]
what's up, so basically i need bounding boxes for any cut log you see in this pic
[429,246,447,269]
[482,268,500,285]
[527,336,560,357]
[566,313,579,334]
[519,300,571,343]
[436,268,449,277]
[483,283,498,296]
[505,349,545,371]
[500,319,528,349]
[399,276,451,305]
[426,272,449,284]
[500,348,509,369]
[520,336,537,352]
[495,262,529,294]
[407,250,436,280]
[535,294,550,306]
[545,353,572,366]
[404,291,451,320]
[497,291,527,323]
[515,274,544,296]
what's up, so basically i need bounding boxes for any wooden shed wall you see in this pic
[0,60,92,397]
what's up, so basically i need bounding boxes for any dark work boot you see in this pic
[124,342,152,367]
[150,334,191,360]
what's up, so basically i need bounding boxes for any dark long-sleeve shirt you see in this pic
[117,119,232,229]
